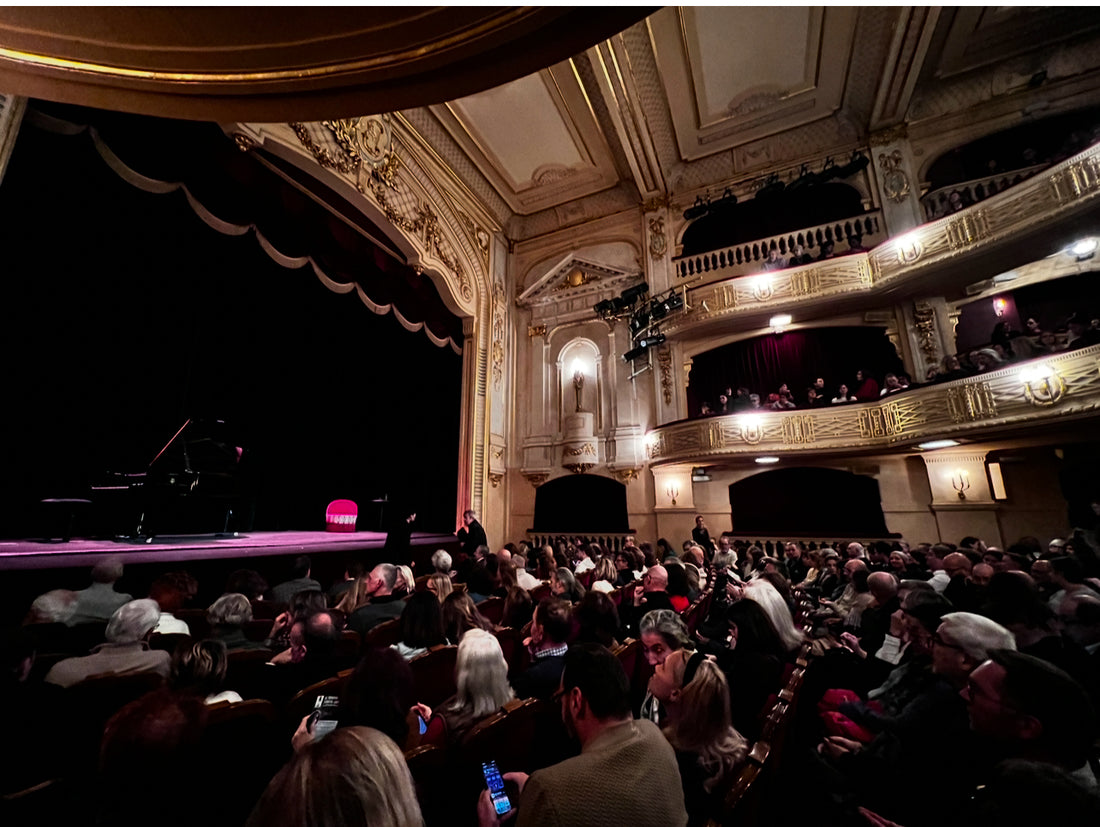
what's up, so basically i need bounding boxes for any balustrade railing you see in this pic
[920,164,1047,222]
[526,533,633,553]
[674,212,884,281]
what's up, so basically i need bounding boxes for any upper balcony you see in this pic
[661,142,1100,340]
[646,344,1100,466]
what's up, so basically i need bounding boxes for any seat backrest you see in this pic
[363,618,401,650]
[177,608,211,641]
[459,697,545,773]
[612,637,640,690]
[409,645,458,707]
[202,699,285,824]
[530,583,551,604]
[414,575,433,593]
[493,626,528,678]
[148,633,192,654]
[711,740,770,827]
[66,671,165,772]
[286,674,348,729]
[478,596,506,625]
[325,499,358,532]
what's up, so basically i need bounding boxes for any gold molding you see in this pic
[661,143,1100,338]
[523,472,549,487]
[488,472,503,488]
[647,346,1100,464]
[563,462,594,474]
[612,468,640,484]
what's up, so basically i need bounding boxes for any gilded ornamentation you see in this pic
[944,210,991,250]
[1049,157,1100,202]
[739,418,763,445]
[564,443,596,457]
[488,473,503,488]
[491,279,505,390]
[290,121,470,300]
[523,472,549,487]
[564,463,594,475]
[528,324,547,338]
[232,133,257,152]
[648,216,667,260]
[946,382,998,423]
[657,346,673,406]
[1020,365,1067,407]
[913,302,940,368]
[613,468,640,484]
[552,269,600,292]
[877,150,911,203]
[490,446,504,460]
[869,125,908,146]
[781,415,815,444]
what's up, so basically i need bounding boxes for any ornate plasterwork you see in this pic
[912,301,941,370]
[517,254,641,308]
[283,116,489,314]
[490,278,506,390]
[523,472,550,487]
[656,346,673,405]
[647,345,1100,465]
[612,468,640,484]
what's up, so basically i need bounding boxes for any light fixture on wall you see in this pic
[666,484,679,506]
[950,469,970,500]
[918,439,960,450]
[1068,237,1097,261]
[992,297,1007,317]
[755,456,779,465]
[769,314,791,334]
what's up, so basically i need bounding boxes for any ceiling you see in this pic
[4,7,1100,244]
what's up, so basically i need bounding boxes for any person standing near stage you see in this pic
[457,509,488,559]
[383,510,416,567]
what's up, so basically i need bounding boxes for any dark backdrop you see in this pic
[0,117,462,537]
[687,327,904,415]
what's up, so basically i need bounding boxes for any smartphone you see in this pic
[418,715,427,735]
[482,760,512,816]
[307,694,340,740]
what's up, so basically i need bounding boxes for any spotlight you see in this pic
[1069,238,1097,260]
[639,334,666,349]
[620,283,650,304]
[629,310,651,334]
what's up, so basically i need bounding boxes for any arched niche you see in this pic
[728,467,894,537]
[533,474,629,533]
[557,338,602,423]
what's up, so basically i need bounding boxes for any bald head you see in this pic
[846,543,866,559]
[868,571,899,602]
[943,553,972,579]
[644,565,668,592]
[972,563,995,587]
[843,559,868,578]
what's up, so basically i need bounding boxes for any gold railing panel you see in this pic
[646,345,1100,464]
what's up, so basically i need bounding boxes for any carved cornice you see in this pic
[647,345,1100,465]
[660,142,1100,338]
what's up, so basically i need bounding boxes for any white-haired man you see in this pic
[347,564,405,635]
[431,549,453,576]
[68,557,132,625]
[45,599,169,688]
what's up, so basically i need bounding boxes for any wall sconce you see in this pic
[1019,363,1066,406]
[752,275,773,301]
[992,297,1007,317]
[895,232,923,264]
[666,485,679,506]
[950,469,970,500]
[769,314,792,334]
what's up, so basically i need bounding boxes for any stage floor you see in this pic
[0,530,458,571]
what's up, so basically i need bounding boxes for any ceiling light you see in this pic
[755,456,779,464]
[992,271,1018,284]
[918,439,960,450]
[769,314,791,333]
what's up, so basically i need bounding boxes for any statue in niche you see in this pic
[573,371,586,413]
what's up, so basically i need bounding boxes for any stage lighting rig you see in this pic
[622,333,666,362]
[593,282,649,322]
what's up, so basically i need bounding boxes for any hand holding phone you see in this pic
[482,760,512,817]
[308,694,340,740]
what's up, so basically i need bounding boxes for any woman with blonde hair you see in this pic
[394,565,415,598]
[440,591,494,643]
[648,650,748,825]
[590,557,618,594]
[416,629,513,746]
[426,572,452,603]
[247,726,423,827]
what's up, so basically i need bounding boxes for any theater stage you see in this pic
[0,530,459,571]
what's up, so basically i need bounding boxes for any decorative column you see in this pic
[902,296,956,379]
[869,127,924,237]
[921,449,1003,547]
[0,95,26,187]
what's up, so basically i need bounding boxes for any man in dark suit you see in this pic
[346,564,405,635]
[457,509,488,558]
[623,565,675,636]
[512,598,572,700]
[691,515,716,561]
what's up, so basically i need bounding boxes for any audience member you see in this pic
[393,591,446,659]
[347,565,407,635]
[336,646,419,749]
[550,567,585,603]
[431,549,453,576]
[169,638,242,705]
[420,628,513,747]
[441,591,495,644]
[638,609,693,725]
[513,598,572,700]
[45,598,169,688]
[68,557,132,625]
[270,555,321,604]
[148,574,191,635]
[207,592,267,651]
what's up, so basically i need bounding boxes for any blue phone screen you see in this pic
[482,761,511,815]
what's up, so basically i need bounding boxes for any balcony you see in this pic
[645,344,1100,465]
[659,142,1100,338]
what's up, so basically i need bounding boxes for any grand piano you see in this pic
[90,418,248,541]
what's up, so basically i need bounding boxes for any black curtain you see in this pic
[533,476,629,533]
[687,327,903,416]
[0,108,462,537]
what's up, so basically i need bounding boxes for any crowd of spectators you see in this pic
[695,313,1100,419]
[6,520,1100,826]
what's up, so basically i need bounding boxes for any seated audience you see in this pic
[334,646,419,750]
[513,598,572,700]
[648,649,748,826]
[149,574,191,635]
[269,555,321,604]
[394,565,415,598]
[327,559,364,606]
[169,638,242,705]
[853,369,880,401]
[68,557,132,625]
[45,598,169,688]
[431,549,454,576]
[831,383,856,404]
[248,726,422,827]
[590,557,618,594]
[263,610,349,706]
[393,591,447,660]
[574,591,622,648]
[624,565,675,635]
[441,591,495,644]
[477,643,688,827]
[426,572,453,603]
[206,592,268,651]
[420,628,514,747]
[666,564,692,613]
[270,589,328,652]
[742,578,805,655]
[225,569,269,603]
[501,586,534,629]
[550,567,585,603]
[346,565,407,635]
[638,609,694,725]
